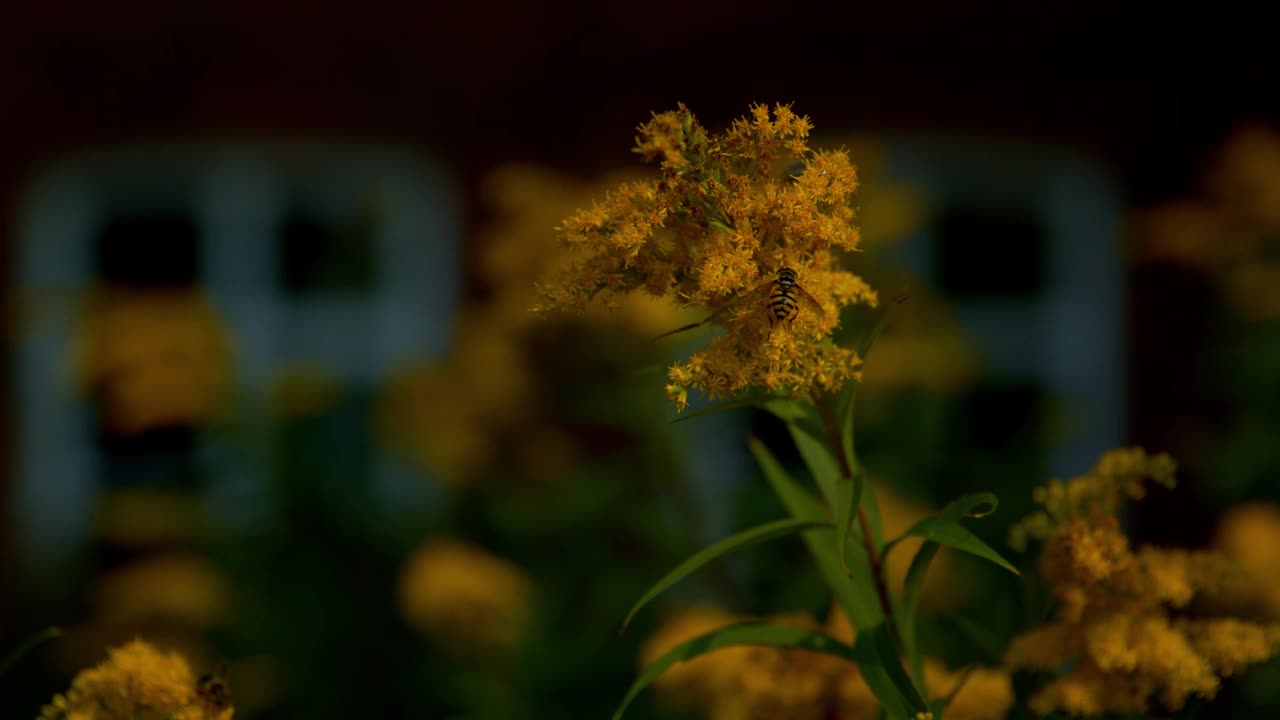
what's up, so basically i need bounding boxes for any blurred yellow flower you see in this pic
[379,164,699,486]
[857,295,978,394]
[398,538,531,656]
[73,287,233,435]
[1134,124,1280,318]
[922,660,1013,720]
[479,165,691,339]
[378,314,534,486]
[1008,447,1176,551]
[1005,449,1280,716]
[1215,502,1280,616]
[535,103,877,411]
[39,639,233,720]
[92,552,229,630]
[637,605,752,714]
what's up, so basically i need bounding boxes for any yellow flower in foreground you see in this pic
[1005,448,1280,716]
[643,605,1009,720]
[398,538,531,656]
[479,165,690,338]
[535,103,877,410]
[39,639,233,720]
[73,287,233,435]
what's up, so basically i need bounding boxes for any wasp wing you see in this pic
[655,278,775,340]
[791,284,829,321]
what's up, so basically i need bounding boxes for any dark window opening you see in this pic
[95,212,200,287]
[279,208,375,294]
[948,380,1045,452]
[934,207,1046,298]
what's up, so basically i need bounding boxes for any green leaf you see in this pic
[888,517,1018,576]
[748,439,924,719]
[883,493,1018,576]
[748,437,872,623]
[837,464,864,574]
[620,518,832,631]
[0,626,60,677]
[670,396,767,424]
[854,622,932,720]
[900,542,941,686]
[759,399,842,510]
[613,622,856,720]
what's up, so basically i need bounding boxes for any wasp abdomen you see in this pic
[769,267,801,323]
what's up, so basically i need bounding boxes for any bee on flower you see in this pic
[534,103,878,411]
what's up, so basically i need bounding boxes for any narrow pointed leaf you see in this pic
[613,622,856,720]
[748,439,924,718]
[854,622,932,720]
[883,492,1014,574]
[900,541,942,686]
[620,518,832,631]
[836,465,864,574]
[759,400,842,510]
[748,438,873,624]
[885,517,1018,575]
[0,626,61,677]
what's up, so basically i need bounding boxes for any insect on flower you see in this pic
[657,266,826,339]
[196,664,233,711]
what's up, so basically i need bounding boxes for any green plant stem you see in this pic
[809,391,902,650]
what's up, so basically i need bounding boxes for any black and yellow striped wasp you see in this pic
[658,266,826,339]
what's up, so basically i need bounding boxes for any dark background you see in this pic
[2,3,1277,718]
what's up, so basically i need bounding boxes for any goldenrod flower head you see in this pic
[1008,446,1175,551]
[39,639,233,720]
[73,287,233,435]
[1006,448,1280,716]
[535,103,877,410]
[92,552,229,630]
[480,165,691,337]
[397,537,531,656]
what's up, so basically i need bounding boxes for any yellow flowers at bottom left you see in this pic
[39,639,233,720]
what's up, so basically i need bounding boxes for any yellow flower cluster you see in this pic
[73,287,233,435]
[1005,449,1280,715]
[379,166,686,486]
[379,318,538,486]
[534,103,878,411]
[639,605,1012,720]
[1135,124,1280,318]
[39,639,233,720]
[397,537,532,657]
[1007,447,1176,551]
